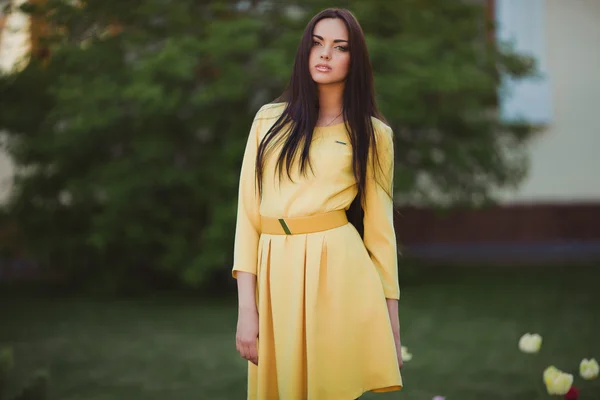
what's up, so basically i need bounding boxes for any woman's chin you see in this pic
[311,76,344,86]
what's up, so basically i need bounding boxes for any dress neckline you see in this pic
[314,121,347,130]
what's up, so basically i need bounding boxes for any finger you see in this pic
[242,340,258,365]
[248,345,258,365]
[237,334,258,363]
[242,341,254,362]
[239,341,250,360]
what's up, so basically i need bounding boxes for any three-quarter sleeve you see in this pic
[362,123,400,299]
[231,107,264,278]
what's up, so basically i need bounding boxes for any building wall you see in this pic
[498,0,600,203]
[0,0,30,204]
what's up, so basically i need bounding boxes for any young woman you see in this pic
[233,7,403,400]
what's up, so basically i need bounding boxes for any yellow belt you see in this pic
[261,210,348,235]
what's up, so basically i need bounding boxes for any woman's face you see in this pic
[309,18,350,86]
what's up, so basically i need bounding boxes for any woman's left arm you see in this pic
[362,122,403,367]
[362,123,400,300]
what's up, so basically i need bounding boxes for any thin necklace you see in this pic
[322,111,343,127]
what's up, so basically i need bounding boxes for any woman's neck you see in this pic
[316,83,344,125]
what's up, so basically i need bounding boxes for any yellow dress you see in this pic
[232,103,403,400]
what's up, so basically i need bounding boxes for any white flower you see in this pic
[544,368,573,396]
[579,358,599,380]
[543,365,561,385]
[401,345,412,361]
[518,333,542,353]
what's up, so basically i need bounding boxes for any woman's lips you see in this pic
[315,64,332,72]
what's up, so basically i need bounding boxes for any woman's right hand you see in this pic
[236,306,259,365]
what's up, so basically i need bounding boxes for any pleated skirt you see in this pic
[247,223,403,400]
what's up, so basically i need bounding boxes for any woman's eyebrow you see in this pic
[312,34,348,43]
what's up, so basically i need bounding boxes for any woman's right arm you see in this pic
[233,106,265,365]
[232,107,264,280]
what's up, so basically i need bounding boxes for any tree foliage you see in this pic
[0,0,537,290]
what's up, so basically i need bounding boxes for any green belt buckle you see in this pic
[278,218,292,235]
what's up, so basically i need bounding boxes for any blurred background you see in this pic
[0,0,598,399]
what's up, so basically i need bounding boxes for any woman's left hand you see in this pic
[394,336,404,370]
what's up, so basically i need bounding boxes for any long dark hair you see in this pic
[255,8,389,237]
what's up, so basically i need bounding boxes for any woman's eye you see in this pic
[313,41,322,46]
[336,46,349,52]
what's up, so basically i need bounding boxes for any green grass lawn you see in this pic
[1,265,599,400]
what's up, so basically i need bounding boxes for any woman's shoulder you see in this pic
[254,102,287,122]
[370,116,394,150]
[371,116,392,136]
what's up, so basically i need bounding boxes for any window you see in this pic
[492,0,553,125]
